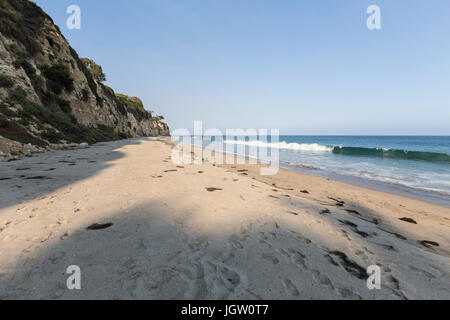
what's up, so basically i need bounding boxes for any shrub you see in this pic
[8,87,27,104]
[41,63,74,94]
[80,58,106,82]
[7,43,27,59]
[41,91,71,113]
[69,47,103,106]
[13,58,43,93]
[0,117,9,128]
[0,0,44,56]
[115,93,150,120]
[40,127,66,143]
[0,74,14,88]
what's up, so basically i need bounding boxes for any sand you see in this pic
[0,137,449,300]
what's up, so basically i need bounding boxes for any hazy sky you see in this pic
[35,0,450,135]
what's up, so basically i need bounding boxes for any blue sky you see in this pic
[34,0,450,135]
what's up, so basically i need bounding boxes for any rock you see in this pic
[0,0,169,160]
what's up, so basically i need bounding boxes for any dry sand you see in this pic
[0,137,449,299]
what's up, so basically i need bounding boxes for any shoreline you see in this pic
[281,162,450,208]
[196,143,450,208]
[0,137,449,299]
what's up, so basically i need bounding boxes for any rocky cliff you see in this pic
[0,0,169,160]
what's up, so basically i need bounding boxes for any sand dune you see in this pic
[0,138,449,299]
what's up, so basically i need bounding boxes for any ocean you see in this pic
[199,136,450,207]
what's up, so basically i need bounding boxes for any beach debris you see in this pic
[378,228,407,240]
[164,169,177,173]
[339,220,370,238]
[86,223,114,230]
[320,209,331,215]
[205,187,222,192]
[272,183,294,191]
[420,240,439,249]
[287,211,299,216]
[25,176,51,180]
[345,209,361,215]
[300,190,309,194]
[328,197,345,206]
[329,251,367,279]
[399,217,417,224]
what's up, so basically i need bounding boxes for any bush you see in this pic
[115,93,150,120]
[8,86,27,103]
[13,58,43,93]
[41,63,74,94]
[41,91,71,113]
[7,43,27,59]
[0,117,9,128]
[0,0,44,56]
[0,74,14,88]
[69,47,103,107]
[40,127,66,143]
[80,58,106,82]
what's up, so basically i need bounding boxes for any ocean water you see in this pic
[200,136,450,205]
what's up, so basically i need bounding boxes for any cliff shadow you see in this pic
[0,138,148,211]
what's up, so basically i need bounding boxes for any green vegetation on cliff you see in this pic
[80,58,106,83]
[0,0,48,56]
[0,0,169,153]
[5,87,126,144]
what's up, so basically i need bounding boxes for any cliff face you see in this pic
[0,0,169,160]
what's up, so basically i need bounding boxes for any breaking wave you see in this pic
[223,140,450,163]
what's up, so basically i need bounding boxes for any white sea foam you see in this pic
[224,140,333,152]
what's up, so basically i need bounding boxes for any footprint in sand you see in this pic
[336,287,361,300]
[278,248,307,269]
[205,260,242,296]
[350,247,369,262]
[261,254,280,264]
[282,279,299,296]
[323,254,339,266]
[313,270,334,288]
[229,235,244,249]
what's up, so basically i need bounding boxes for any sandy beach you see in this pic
[0,137,449,300]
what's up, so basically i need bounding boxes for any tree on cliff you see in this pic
[80,58,106,83]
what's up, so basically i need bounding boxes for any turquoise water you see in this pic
[213,136,450,197]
